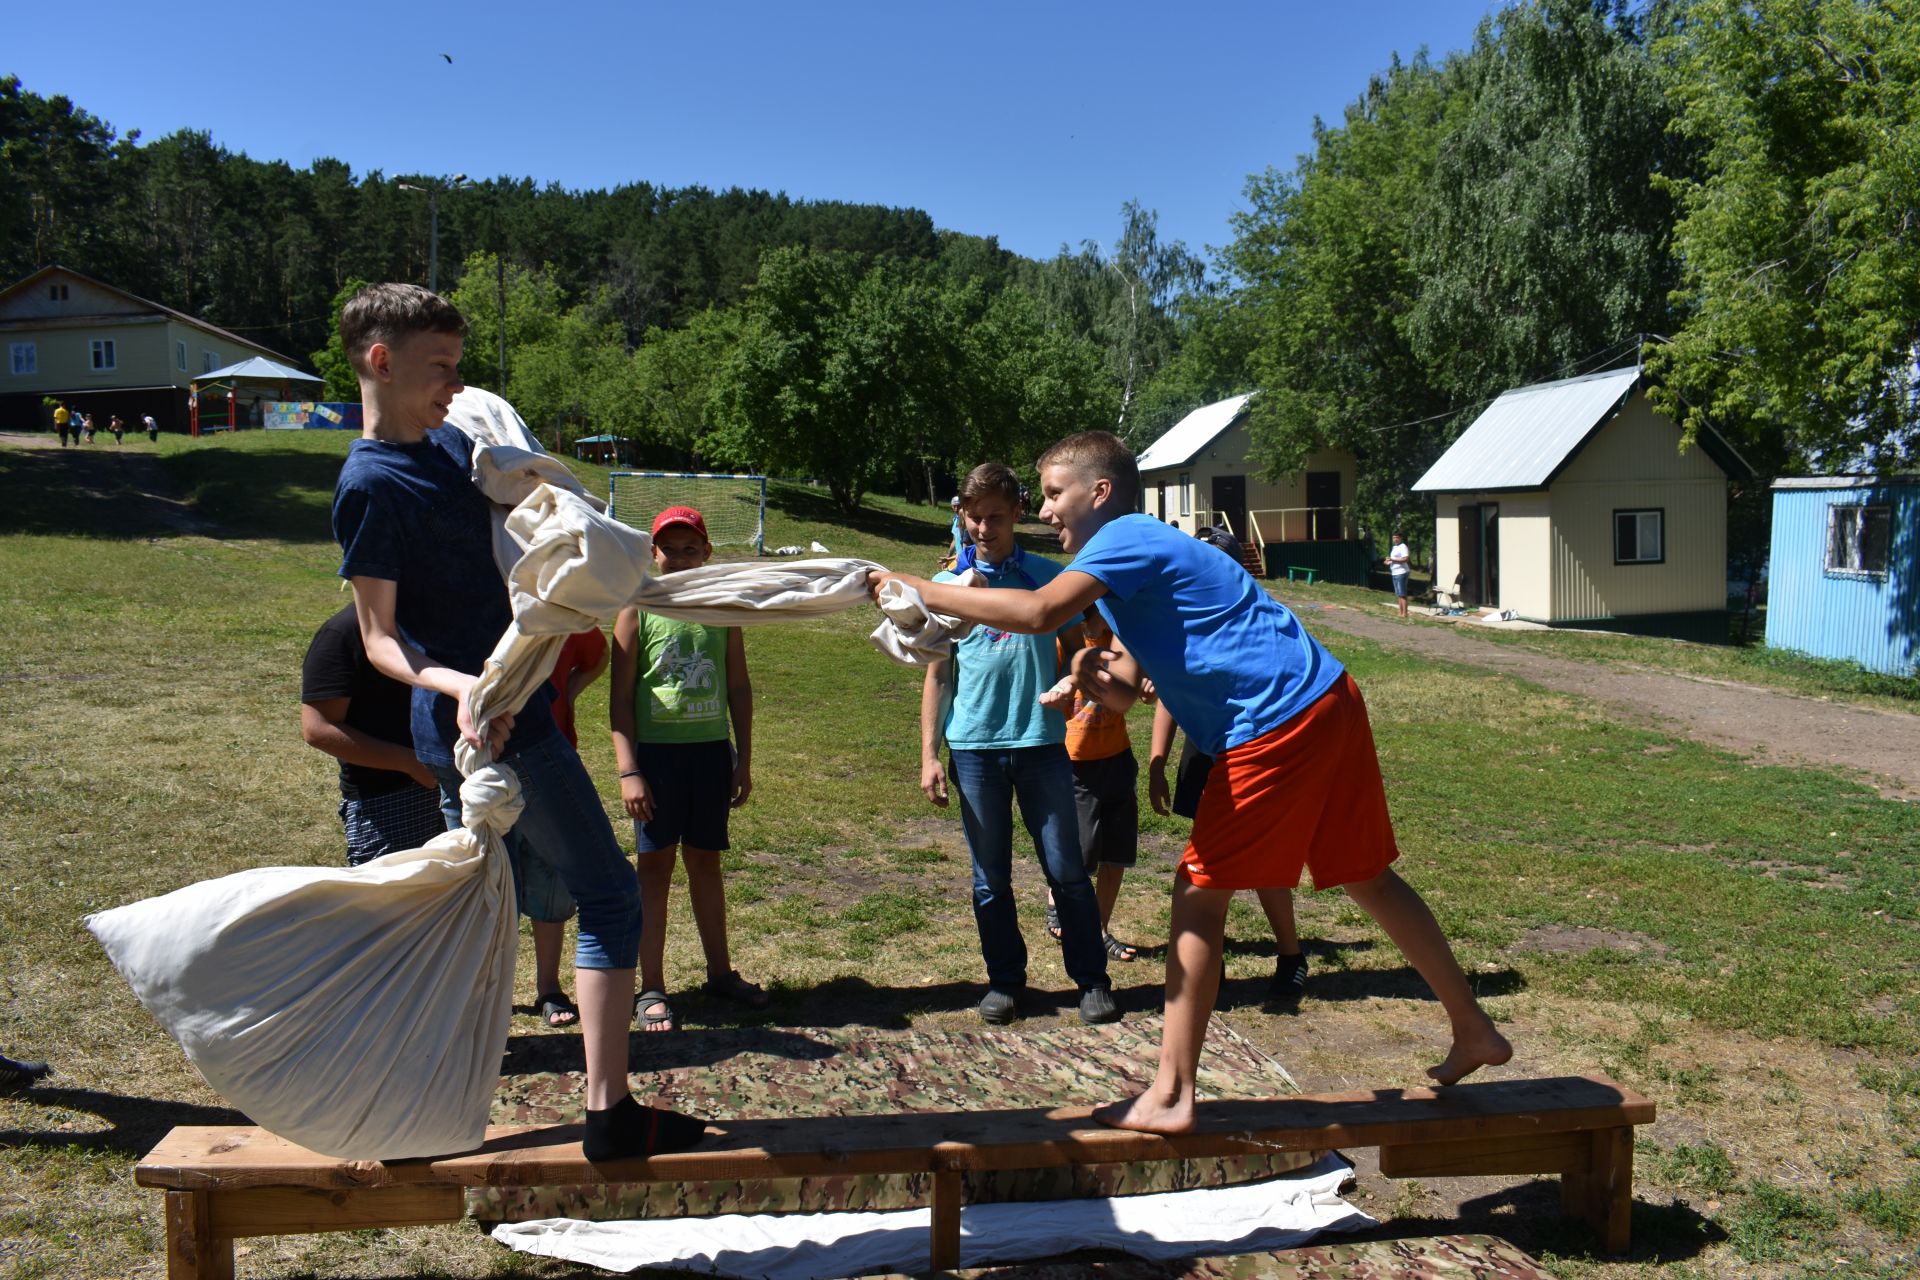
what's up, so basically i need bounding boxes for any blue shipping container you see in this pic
[1765,477,1919,677]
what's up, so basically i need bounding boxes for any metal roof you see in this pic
[1411,367,1642,492]
[1136,393,1254,472]
[199,355,323,383]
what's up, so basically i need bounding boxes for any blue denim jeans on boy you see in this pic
[429,732,641,970]
[950,744,1109,995]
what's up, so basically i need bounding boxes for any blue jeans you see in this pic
[950,744,1109,994]
[429,733,640,970]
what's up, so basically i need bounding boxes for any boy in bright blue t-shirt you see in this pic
[873,432,1510,1134]
[917,463,1116,1026]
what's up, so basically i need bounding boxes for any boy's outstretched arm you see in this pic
[869,569,1105,635]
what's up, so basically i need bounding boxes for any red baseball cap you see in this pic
[651,506,709,540]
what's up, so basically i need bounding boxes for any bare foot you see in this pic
[1426,1022,1514,1086]
[1092,1089,1196,1135]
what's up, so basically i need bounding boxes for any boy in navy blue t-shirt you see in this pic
[873,432,1510,1133]
[330,283,702,1161]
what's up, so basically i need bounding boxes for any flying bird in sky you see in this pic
[441,53,453,63]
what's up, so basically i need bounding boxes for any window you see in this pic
[9,342,35,375]
[1178,473,1191,517]
[203,350,218,373]
[1614,509,1663,564]
[176,340,188,372]
[48,283,69,301]
[89,339,116,372]
[1826,504,1890,578]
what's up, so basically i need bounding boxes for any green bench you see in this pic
[1287,565,1318,583]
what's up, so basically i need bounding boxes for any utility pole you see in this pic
[397,174,468,293]
[497,254,508,393]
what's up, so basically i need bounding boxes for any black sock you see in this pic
[582,1094,707,1162]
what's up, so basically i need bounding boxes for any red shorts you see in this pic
[1181,672,1399,892]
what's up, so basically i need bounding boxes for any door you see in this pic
[1210,475,1247,541]
[1481,504,1500,607]
[1305,471,1341,541]
[1457,504,1483,605]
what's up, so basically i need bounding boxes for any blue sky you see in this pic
[12,1,1499,267]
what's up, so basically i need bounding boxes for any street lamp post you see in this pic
[397,174,468,293]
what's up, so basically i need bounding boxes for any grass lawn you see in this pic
[1,429,1917,1279]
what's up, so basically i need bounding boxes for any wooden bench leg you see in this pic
[1575,1125,1634,1255]
[166,1190,234,1280]
[929,1169,961,1272]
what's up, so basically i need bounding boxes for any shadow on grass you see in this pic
[1257,964,1525,1008]
[0,439,346,542]
[500,1026,840,1076]
[0,1086,248,1157]
[765,485,947,547]
[156,444,344,542]
[0,442,214,539]
[1334,1182,1721,1266]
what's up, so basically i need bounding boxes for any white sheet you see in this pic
[491,1154,1371,1278]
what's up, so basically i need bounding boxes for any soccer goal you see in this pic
[608,471,767,553]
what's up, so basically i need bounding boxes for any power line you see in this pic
[1351,334,1651,436]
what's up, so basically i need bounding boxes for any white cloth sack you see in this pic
[86,768,524,1159]
[87,395,970,1159]
[491,1154,1372,1278]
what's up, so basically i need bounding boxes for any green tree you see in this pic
[707,248,966,511]
[632,306,744,461]
[1024,202,1208,445]
[1646,0,1920,471]
[1405,0,1684,407]
[1225,51,1459,537]
[310,278,371,400]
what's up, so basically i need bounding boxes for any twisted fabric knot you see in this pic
[456,763,523,836]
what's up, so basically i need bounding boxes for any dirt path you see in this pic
[1292,598,1920,801]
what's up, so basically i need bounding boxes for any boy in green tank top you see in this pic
[610,507,767,1032]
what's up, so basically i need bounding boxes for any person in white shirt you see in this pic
[1388,529,1412,620]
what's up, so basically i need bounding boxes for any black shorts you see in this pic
[1071,750,1139,869]
[631,739,733,853]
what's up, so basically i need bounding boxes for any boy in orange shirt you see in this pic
[1043,607,1145,962]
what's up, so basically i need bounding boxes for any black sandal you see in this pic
[1045,901,1063,942]
[537,991,579,1028]
[1103,932,1138,962]
[635,990,676,1032]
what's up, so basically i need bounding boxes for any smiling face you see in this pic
[1037,461,1112,554]
[652,524,712,573]
[961,491,1020,563]
[373,330,465,433]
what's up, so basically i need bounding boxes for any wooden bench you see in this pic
[1287,565,1318,583]
[137,1075,1651,1278]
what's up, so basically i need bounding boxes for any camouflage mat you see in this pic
[927,1233,1559,1279]
[473,1013,1317,1223]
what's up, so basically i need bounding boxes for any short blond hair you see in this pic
[1037,431,1139,510]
